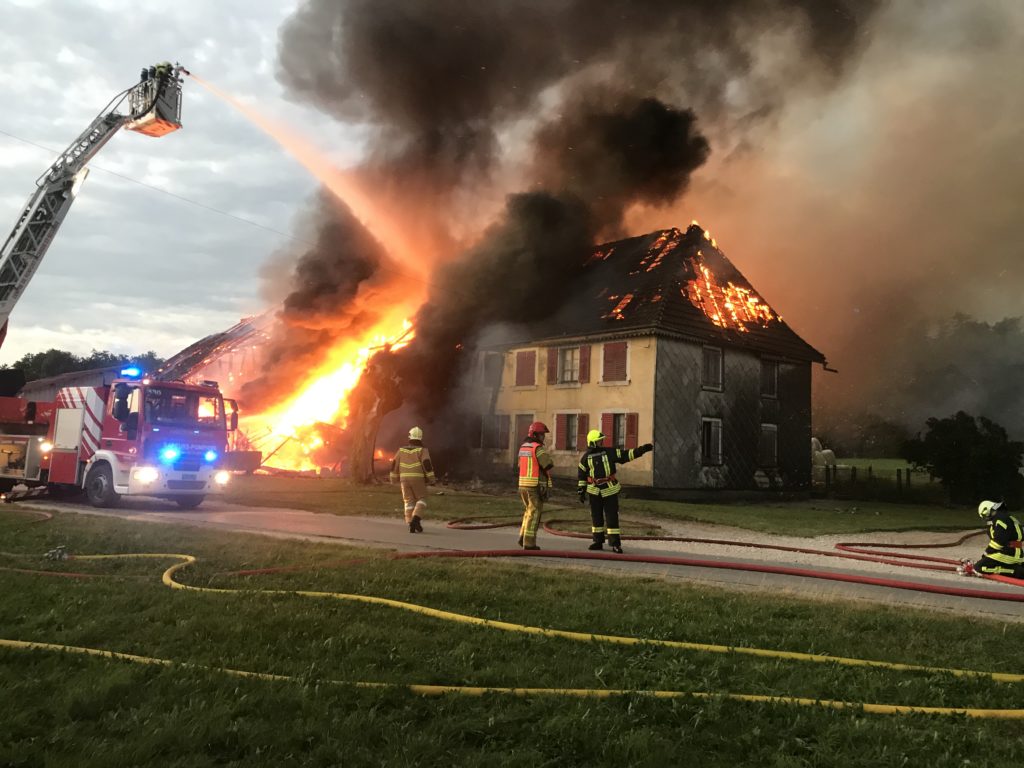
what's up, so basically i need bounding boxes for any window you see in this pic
[702,347,723,390]
[701,417,723,465]
[759,424,778,467]
[483,353,503,387]
[760,359,778,398]
[514,350,536,386]
[602,341,628,382]
[556,413,580,451]
[601,412,639,450]
[559,348,580,383]
[483,415,510,449]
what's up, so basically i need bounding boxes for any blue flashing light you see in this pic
[204,449,218,463]
[120,366,142,378]
[160,445,181,464]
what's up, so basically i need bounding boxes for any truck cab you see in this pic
[43,375,237,509]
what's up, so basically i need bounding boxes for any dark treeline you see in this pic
[0,349,164,383]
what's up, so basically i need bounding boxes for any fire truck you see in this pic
[0,369,237,508]
[0,63,237,508]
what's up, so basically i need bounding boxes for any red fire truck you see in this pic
[0,368,237,508]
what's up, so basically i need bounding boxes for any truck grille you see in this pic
[167,480,205,491]
[173,459,202,472]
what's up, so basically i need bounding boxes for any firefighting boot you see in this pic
[588,532,605,551]
[411,515,424,533]
[517,535,523,547]
[609,535,623,554]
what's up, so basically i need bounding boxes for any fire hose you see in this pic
[3,551,1024,719]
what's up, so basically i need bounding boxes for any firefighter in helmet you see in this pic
[517,421,554,550]
[389,426,435,533]
[970,500,1024,578]
[577,429,652,553]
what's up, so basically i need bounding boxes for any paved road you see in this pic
[19,497,1024,622]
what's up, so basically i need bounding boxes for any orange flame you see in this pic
[685,258,775,332]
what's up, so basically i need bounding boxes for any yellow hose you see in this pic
[1,551,1021,718]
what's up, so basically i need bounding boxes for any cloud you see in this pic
[0,0,353,364]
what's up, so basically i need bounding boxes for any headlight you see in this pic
[133,467,159,484]
[214,470,231,486]
[39,441,54,454]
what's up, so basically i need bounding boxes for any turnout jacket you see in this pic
[577,445,650,497]
[389,442,435,483]
[982,510,1024,566]
[517,439,554,489]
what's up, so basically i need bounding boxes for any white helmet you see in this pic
[408,426,424,441]
[977,500,1002,520]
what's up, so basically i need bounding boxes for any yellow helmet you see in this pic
[587,429,605,446]
[408,426,424,441]
[977,500,1002,520]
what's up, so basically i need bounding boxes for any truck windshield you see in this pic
[143,387,224,430]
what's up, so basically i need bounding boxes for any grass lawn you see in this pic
[224,475,974,537]
[1,509,1021,767]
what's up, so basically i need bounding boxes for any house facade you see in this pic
[471,224,825,491]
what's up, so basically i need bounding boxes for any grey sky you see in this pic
[0,0,360,363]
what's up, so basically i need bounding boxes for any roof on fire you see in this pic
[498,223,826,364]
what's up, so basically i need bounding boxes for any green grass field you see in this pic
[1,508,1020,767]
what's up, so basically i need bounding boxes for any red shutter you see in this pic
[554,413,567,450]
[515,350,536,386]
[602,342,627,382]
[497,415,510,449]
[578,345,591,383]
[601,413,614,443]
[547,348,558,385]
[576,413,589,451]
[625,413,639,449]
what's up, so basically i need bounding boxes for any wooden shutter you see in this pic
[578,345,591,383]
[601,413,614,443]
[515,350,536,386]
[547,348,558,385]
[497,415,510,449]
[602,342,627,382]
[625,413,639,449]
[576,413,589,451]
[469,414,483,448]
[555,413,568,450]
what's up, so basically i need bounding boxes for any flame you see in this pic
[685,258,775,332]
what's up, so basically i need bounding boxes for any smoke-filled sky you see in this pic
[3,0,1022,435]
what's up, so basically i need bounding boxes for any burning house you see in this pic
[468,223,826,491]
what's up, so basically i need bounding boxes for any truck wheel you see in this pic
[84,463,120,508]
[174,495,205,510]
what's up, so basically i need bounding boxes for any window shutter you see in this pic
[601,413,614,443]
[470,415,483,448]
[555,413,568,450]
[625,413,639,449]
[515,350,536,386]
[602,342,627,382]
[576,413,589,451]
[547,348,558,385]
[497,415,510,449]
[578,345,591,383]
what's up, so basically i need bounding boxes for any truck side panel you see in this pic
[49,408,85,484]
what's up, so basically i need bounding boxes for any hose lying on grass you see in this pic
[3,550,1024,719]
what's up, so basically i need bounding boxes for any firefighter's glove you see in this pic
[539,486,549,502]
[638,443,654,456]
[578,489,587,504]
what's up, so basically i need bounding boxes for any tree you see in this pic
[903,411,1023,506]
[1,348,165,383]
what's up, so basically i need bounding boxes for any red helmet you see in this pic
[528,421,550,436]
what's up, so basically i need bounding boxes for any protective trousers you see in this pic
[588,493,620,547]
[977,555,1024,578]
[400,478,427,524]
[519,487,544,547]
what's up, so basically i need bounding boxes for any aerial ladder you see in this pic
[0,62,188,349]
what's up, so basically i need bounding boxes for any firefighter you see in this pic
[389,426,435,533]
[577,430,652,553]
[517,421,554,550]
[972,500,1024,578]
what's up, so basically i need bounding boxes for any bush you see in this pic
[902,411,1023,506]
